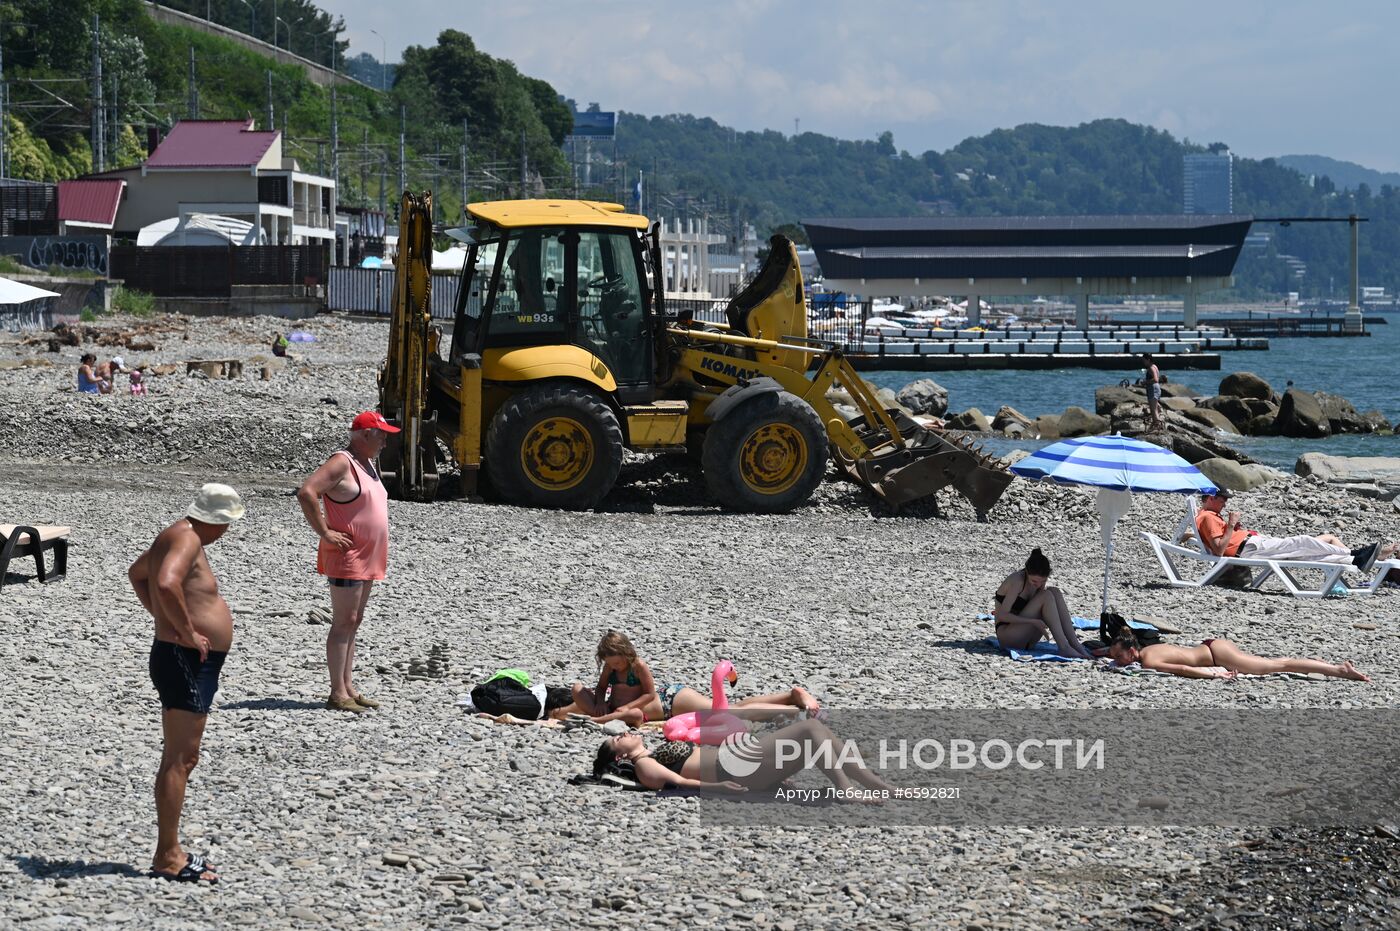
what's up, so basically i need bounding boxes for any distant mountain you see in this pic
[1277,155,1400,192]
[615,117,1400,298]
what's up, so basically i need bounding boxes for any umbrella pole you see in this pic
[1101,536,1113,614]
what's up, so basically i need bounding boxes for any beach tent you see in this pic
[1010,434,1217,612]
[0,277,61,306]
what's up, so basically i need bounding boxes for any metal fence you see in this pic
[108,245,329,297]
[326,267,463,319]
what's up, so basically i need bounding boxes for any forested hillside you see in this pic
[2,2,571,224]
[3,0,1394,299]
[618,116,1400,299]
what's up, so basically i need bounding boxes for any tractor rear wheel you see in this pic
[701,391,827,513]
[484,383,624,510]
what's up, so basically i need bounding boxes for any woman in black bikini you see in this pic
[992,548,1093,659]
[593,718,893,797]
[1108,629,1370,681]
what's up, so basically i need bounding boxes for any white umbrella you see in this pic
[0,276,60,306]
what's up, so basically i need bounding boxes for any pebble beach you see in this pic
[1,313,1398,929]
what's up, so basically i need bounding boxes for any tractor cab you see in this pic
[449,200,661,405]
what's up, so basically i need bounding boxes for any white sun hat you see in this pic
[187,483,246,524]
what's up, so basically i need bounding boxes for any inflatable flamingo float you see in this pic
[662,660,747,745]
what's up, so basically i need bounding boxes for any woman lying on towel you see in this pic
[1107,629,1370,681]
[992,548,1093,659]
[592,717,892,797]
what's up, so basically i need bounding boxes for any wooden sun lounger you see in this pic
[1141,502,1396,600]
[0,524,70,591]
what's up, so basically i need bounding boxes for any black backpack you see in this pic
[470,676,572,720]
[1100,611,1162,645]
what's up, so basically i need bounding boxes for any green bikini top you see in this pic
[608,666,640,688]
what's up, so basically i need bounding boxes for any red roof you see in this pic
[57,179,126,227]
[145,119,279,169]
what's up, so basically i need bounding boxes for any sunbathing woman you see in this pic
[993,548,1093,659]
[1108,629,1370,681]
[593,717,892,797]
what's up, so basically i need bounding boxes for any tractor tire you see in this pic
[484,382,624,510]
[701,390,827,513]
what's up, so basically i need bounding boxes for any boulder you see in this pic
[1360,410,1393,434]
[1057,406,1109,438]
[1275,387,1331,438]
[1295,453,1400,490]
[1095,385,1143,416]
[896,379,949,417]
[992,405,1034,432]
[1196,457,1277,493]
[1244,414,1278,436]
[1032,414,1061,439]
[1179,407,1240,435]
[945,407,992,433]
[1002,422,1030,439]
[1313,391,1370,434]
[1161,396,1196,411]
[1218,371,1273,400]
[1197,396,1254,430]
[1161,381,1196,399]
[874,387,900,410]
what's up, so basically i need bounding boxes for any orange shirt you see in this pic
[1196,509,1247,556]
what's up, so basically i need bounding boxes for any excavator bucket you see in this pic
[835,409,1014,518]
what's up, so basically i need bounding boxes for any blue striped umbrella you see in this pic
[1011,435,1217,611]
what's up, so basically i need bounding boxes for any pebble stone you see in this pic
[0,313,1396,929]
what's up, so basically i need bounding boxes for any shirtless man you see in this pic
[128,483,245,884]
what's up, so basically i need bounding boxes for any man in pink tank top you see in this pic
[297,411,399,713]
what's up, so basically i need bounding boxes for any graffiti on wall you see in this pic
[0,235,110,275]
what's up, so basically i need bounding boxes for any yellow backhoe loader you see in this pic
[377,192,1011,515]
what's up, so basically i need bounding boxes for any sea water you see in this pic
[863,317,1400,470]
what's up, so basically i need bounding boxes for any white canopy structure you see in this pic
[0,276,61,306]
[137,214,267,247]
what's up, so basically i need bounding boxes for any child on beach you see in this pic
[568,630,660,723]
[1107,629,1370,681]
[568,630,824,724]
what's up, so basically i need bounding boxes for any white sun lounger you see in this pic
[1141,500,1398,599]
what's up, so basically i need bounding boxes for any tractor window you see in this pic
[576,231,650,386]
[485,229,568,345]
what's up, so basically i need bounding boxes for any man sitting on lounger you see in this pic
[1196,489,1395,570]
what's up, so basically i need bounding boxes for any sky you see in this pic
[329,0,1400,172]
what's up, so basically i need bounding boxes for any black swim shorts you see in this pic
[149,639,227,714]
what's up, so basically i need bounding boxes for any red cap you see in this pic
[351,410,401,433]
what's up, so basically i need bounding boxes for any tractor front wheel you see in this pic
[701,391,827,513]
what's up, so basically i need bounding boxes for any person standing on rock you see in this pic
[1142,354,1163,431]
[297,411,399,713]
[128,483,246,884]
